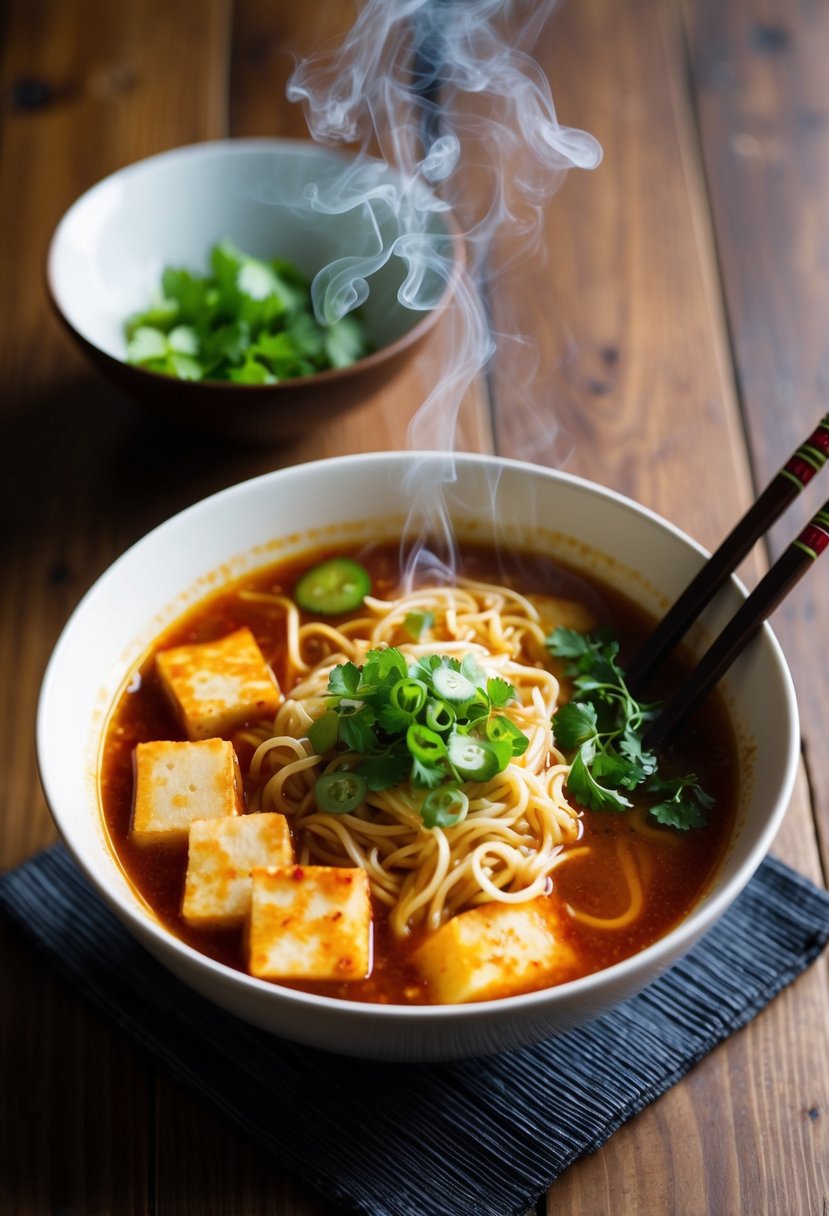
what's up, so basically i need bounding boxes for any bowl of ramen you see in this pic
[37,453,799,1060]
[46,139,461,443]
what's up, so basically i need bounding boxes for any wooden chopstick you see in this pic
[644,500,829,748]
[627,414,829,695]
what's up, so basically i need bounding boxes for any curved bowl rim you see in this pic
[45,137,465,395]
[36,451,801,1027]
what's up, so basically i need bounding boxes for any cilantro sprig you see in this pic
[307,647,528,827]
[124,240,371,383]
[548,627,714,830]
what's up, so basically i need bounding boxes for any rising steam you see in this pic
[287,0,601,578]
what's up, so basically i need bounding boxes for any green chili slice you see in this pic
[294,557,371,616]
[421,786,469,828]
[406,722,447,763]
[314,770,367,814]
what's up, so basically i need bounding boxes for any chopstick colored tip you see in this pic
[793,510,829,561]
[781,421,829,489]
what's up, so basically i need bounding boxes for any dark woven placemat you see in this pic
[2,844,828,1216]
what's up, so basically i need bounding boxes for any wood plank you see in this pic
[479,1,829,1211]
[0,929,151,1215]
[687,0,829,865]
[492,0,752,538]
[0,3,232,1214]
[546,774,829,1214]
[154,1086,339,1216]
[2,1,826,1213]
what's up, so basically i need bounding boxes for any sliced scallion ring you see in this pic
[447,732,501,782]
[390,677,428,717]
[425,698,456,734]
[431,665,477,704]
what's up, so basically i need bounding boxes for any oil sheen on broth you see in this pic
[99,540,737,1006]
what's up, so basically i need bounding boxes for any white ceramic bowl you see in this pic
[37,453,799,1060]
[47,140,460,442]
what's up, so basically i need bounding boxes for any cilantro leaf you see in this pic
[486,677,516,708]
[357,751,411,791]
[566,747,633,814]
[547,627,715,829]
[411,756,447,789]
[338,708,377,754]
[552,701,599,749]
[307,714,340,755]
[328,662,362,697]
[546,626,594,659]
[647,775,715,830]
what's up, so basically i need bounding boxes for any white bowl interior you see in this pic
[47,140,452,361]
[37,454,799,1059]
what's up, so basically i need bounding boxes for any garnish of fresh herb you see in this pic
[124,240,371,383]
[307,647,529,827]
[547,626,715,830]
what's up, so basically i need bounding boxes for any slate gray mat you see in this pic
[2,845,828,1216]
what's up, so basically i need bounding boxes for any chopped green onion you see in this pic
[425,698,456,734]
[314,771,367,815]
[308,644,525,821]
[390,677,428,718]
[124,240,371,383]
[432,666,478,704]
[447,732,501,782]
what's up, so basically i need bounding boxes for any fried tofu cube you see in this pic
[412,898,577,1003]
[182,813,294,928]
[248,865,372,982]
[131,738,244,845]
[156,626,281,741]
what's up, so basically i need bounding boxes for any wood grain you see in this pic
[687,0,829,864]
[484,2,829,1211]
[0,0,827,1213]
[0,2,231,1212]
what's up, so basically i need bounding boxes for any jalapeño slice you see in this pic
[294,557,371,616]
[314,771,367,814]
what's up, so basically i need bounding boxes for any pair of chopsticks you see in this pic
[633,415,829,748]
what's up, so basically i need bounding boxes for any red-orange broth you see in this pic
[100,540,738,1004]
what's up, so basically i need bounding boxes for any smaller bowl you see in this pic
[47,139,460,443]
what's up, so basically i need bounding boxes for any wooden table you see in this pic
[2,1,828,1211]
